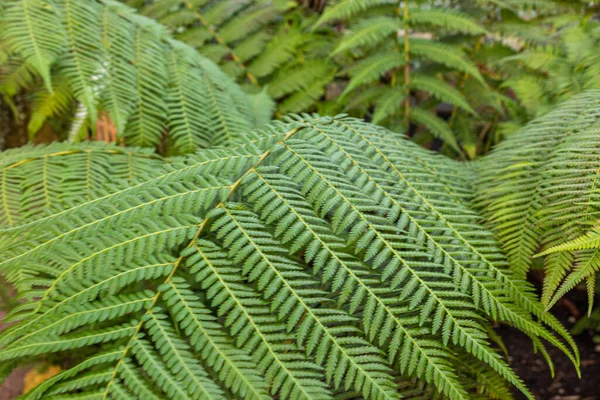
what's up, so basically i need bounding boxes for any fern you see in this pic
[0,0,255,153]
[0,114,579,399]
[0,142,165,227]
[319,0,490,155]
[491,2,600,133]
[131,0,339,115]
[477,90,600,312]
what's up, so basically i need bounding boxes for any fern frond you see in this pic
[543,248,600,312]
[332,16,401,55]
[410,39,484,83]
[247,27,303,79]
[478,89,600,308]
[1,0,255,153]
[410,74,476,115]
[1,0,66,91]
[27,75,74,137]
[268,60,332,100]
[372,87,405,124]
[0,116,578,400]
[540,228,600,255]
[122,18,168,148]
[246,87,276,128]
[409,9,488,35]
[313,0,386,28]
[0,143,164,229]
[98,1,138,134]
[56,0,104,127]
[277,74,335,114]
[343,51,404,95]
[409,107,460,152]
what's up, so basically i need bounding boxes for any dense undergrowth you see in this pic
[0,1,599,399]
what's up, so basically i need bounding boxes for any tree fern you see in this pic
[0,115,579,399]
[497,17,600,131]
[317,0,490,155]
[477,89,600,312]
[130,0,339,115]
[0,0,255,153]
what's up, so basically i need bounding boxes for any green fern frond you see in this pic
[246,87,276,128]
[539,228,600,255]
[478,89,600,308]
[27,75,74,138]
[343,52,404,95]
[313,0,386,28]
[332,16,401,55]
[314,0,495,153]
[218,1,291,44]
[409,9,488,35]
[372,87,405,124]
[122,18,168,148]
[277,74,335,114]
[1,0,66,91]
[410,39,484,83]
[0,54,39,97]
[543,248,600,312]
[0,143,165,229]
[131,0,331,116]
[409,107,460,152]
[410,75,476,115]
[1,0,255,153]
[268,60,332,100]
[0,115,579,400]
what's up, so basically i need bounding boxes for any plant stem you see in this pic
[402,1,410,124]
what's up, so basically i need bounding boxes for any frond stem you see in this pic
[402,1,410,123]
[101,126,301,398]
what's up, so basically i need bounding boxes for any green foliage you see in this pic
[477,90,600,313]
[313,0,599,157]
[0,115,581,399]
[496,13,600,134]
[317,0,490,157]
[2,0,598,159]
[0,0,257,153]
[128,0,339,115]
[3,1,600,398]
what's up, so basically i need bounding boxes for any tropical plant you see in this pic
[495,7,600,135]
[0,111,582,400]
[305,0,597,158]
[1,0,599,399]
[126,0,339,115]
[2,0,596,157]
[313,0,495,157]
[0,0,262,153]
[477,89,600,315]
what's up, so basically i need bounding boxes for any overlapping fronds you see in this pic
[130,0,339,114]
[0,142,166,228]
[477,90,600,312]
[497,18,600,131]
[318,0,489,156]
[0,0,255,153]
[0,115,578,399]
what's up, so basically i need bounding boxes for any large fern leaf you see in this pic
[0,0,255,153]
[477,89,600,309]
[0,115,578,400]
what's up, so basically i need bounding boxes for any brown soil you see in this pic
[498,290,600,400]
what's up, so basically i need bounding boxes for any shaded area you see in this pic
[501,285,600,400]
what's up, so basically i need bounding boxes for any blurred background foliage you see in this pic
[1,0,598,159]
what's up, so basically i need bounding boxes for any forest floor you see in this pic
[499,282,600,400]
